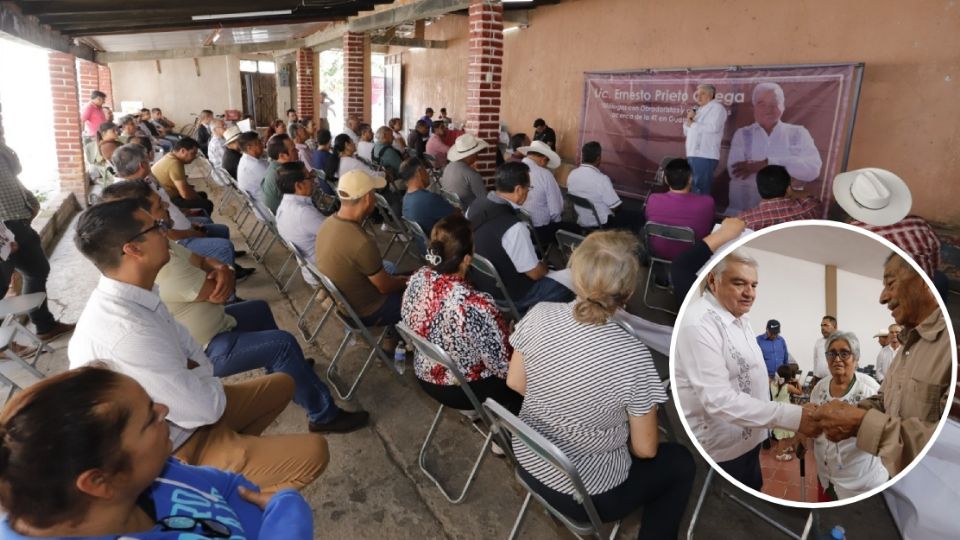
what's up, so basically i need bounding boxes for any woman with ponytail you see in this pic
[504,230,695,540]
[400,214,522,415]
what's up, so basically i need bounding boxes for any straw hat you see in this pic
[518,140,561,169]
[447,133,490,162]
[832,168,911,226]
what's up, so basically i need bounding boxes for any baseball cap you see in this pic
[337,169,386,200]
[766,320,781,333]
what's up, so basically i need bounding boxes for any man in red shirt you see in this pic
[80,91,107,140]
[738,165,819,231]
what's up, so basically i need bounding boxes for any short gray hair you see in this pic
[752,82,786,112]
[709,249,759,284]
[825,331,861,361]
[698,84,717,98]
[374,126,392,144]
[111,144,149,178]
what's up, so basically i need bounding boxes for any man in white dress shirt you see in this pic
[726,82,823,214]
[518,140,564,245]
[874,323,902,382]
[675,250,818,490]
[276,162,326,266]
[811,315,837,388]
[683,84,728,196]
[68,198,329,492]
[237,133,269,203]
[566,141,643,233]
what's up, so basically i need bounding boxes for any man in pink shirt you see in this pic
[644,158,715,261]
[80,91,107,139]
[425,122,451,169]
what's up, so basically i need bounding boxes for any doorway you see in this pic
[239,60,278,127]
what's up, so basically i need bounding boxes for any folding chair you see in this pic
[244,195,285,282]
[0,293,52,406]
[373,193,416,264]
[469,254,522,322]
[483,398,622,540]
[312,270,399,400]
[395,322,499,504]
[439,189,464,211]
[565,192,604,231]
[275,238,333,343]
[401,217,429,258]
[642,222,695,315]
[555,229,586,266]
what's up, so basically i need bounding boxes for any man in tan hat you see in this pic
[441,133,490,207]
[314,170,408,331]
[518,139,564,243]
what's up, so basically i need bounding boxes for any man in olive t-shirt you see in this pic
[314,169,407,326]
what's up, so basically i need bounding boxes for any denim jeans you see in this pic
[205,300,339,424]
[516,277,575,314]
[3,219,57,332]
[177,236,235,266]
[687,157,718,196]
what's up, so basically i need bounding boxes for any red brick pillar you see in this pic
[466,0,504,181]
[342,32,366,122]
[49,52,88,203]
[97,64,114,109]
[295,48,315,119]
[75,59,99,107]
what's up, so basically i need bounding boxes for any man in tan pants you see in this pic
[68,198,328,492]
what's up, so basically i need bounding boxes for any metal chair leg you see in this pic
[418,404,493,504]
[686,468,714,540]
[508,492,533,540]
[326,327,386,400]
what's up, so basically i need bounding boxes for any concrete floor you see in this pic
[8,176,921,540]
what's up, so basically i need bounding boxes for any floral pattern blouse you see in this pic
[400,267,512,385]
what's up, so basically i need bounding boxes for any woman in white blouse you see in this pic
[506,231,694,539]
[810,331,888,500]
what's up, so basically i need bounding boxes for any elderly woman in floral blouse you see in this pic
[400,214,522,414]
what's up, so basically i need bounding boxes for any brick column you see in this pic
[75,58,99,107]
[49,52,87,203]
[466,0,504,181]
[342,32,366,122]
[295,48,315,119]
[97,64,114,108]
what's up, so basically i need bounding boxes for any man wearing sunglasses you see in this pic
[69,199,331,493]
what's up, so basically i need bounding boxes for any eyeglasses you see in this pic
[121,219,168,255]
[158,516,231,538]
[825,350,854,361]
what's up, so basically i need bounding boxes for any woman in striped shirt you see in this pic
[506,231,695,540]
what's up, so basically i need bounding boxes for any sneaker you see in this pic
[37,322,75,342]
[309,409,370,434]
[491,441,506,457]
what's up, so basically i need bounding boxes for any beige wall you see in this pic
[399,0,960,226]
[108,55,243,126]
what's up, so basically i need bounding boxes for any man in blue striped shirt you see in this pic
[757,319,789,379]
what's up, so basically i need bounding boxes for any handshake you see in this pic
[795,401,867,442]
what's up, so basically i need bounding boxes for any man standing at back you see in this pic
[81,91,108,141]
[683,84,727,196]
[532,118,556,151]
[811,315,837,388]
[757,319,789,380]
[874,324,902,383]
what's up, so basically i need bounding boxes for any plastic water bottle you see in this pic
[393,346,406,375]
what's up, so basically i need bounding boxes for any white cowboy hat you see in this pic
[447,133,490,162]
[518,140,561,169]
[223,125,242,144]
[832,168,911,227]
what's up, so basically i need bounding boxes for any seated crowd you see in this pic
[0,102,950,540]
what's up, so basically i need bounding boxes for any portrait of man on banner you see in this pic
[726,82,823,215]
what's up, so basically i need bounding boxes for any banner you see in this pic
[578,64,862,214]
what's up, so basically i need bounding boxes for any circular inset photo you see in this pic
[670,220,957,508]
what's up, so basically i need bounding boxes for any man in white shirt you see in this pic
[518,140,564,243]
[683,84,728,196]
[675,250,818,491]
[467,161,574,313]
[341,114,361,144]
[875,323,902,382]
[276,162,326,266]
[812,315,838,388]
[237,133,269,203]
[69,198,329,492]
[356,124,375,162]
[566,141,643,233]
[206,119,227,168]
[726,82,823,214]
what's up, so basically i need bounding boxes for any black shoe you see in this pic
[234,250,248,258]
[234,265,256,281]
[309,409,370,434]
